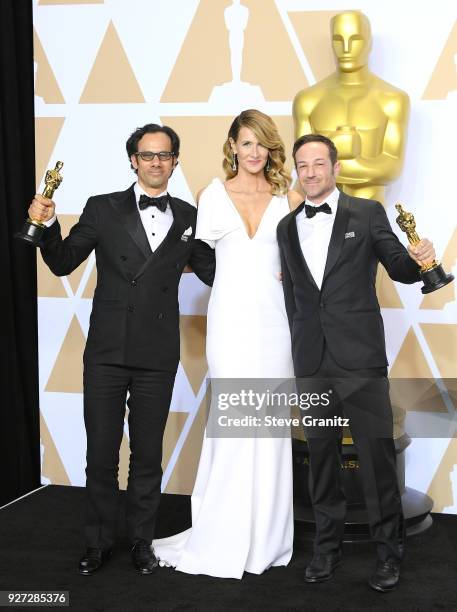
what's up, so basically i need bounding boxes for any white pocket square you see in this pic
[345,231,355,239]
[181,226,193,241]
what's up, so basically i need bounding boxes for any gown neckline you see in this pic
[217,177,276,241]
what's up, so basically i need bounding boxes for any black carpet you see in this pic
[0,485,456,611]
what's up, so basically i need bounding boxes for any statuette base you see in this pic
[420,265,454,294]
[15,219,45,246]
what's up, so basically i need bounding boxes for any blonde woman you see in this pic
[154,110,302,578]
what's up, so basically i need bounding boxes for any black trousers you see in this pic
[83,361,175,550]
[300,348,404,562]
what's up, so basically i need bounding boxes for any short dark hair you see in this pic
[126,123,180,171]
[292,133,338,166]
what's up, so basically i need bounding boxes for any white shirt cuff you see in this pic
[43,215,57,227]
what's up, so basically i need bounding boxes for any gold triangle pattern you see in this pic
[35,118,65,189]
[40,412,71,485]
[376,267,403,308]
[82,265,98,299]
[118,428,130,491]
[57,215,91,295]
[161,0,232,102]
[390,327,433,378]
[79,21,145,103]
[33,28,65,103]
[420,323,457,379]
[179,316,208,395]
[36,214,91,298]
[118,411,190,490]
[389,326,448,414]
[165,390,209,494]
[427,438,457,512]
[390,378,449,415]
[45,315,85,393]
[420,324,457,411]
[422,20,457,99]
[160,116,229,197]
[37,251,67,298]
[241,0,307,100]
[162,412,190,473]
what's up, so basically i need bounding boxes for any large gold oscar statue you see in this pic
[293,11,409,204]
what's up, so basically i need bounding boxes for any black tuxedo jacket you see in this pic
[40,184,215,372]
[277,191,421,376]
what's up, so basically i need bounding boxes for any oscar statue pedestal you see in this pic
[292,435,433,541]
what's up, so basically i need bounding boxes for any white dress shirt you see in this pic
[134,183,173,252]
[295,187,340,289]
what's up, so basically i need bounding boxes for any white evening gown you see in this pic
[154,178,294,578]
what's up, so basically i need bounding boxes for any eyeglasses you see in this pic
[134,151,175,162]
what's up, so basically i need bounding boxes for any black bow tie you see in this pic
[138,194,168,213]
[304,202,332,218]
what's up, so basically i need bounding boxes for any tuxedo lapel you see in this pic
[109,184,152,259]
[133,196,192,280]
[322,191,350,283]
[287,201,319,290]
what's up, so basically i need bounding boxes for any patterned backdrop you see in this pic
[33,0,457,512]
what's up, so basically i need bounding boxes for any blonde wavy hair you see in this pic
[222,109,291,195]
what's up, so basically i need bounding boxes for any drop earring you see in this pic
[266,156,271,172]
[232,153,237,172]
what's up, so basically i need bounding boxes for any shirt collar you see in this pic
[305,187,340,214]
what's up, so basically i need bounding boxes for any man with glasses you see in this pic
[28,123,215,576]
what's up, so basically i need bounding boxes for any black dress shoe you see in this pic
[368,560,400,592]
[131,539,158,575]
[305,551,342,583]
[78,547,112,575]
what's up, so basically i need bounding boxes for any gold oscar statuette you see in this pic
[395,203,454,294]
[16,161,64,246]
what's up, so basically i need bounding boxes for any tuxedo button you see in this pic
[162,286,168,293]
[131,280,137,287]
[320,301,325,308]
[157,313,164,319]
[127,306,134,313]
[120,255,127,261]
